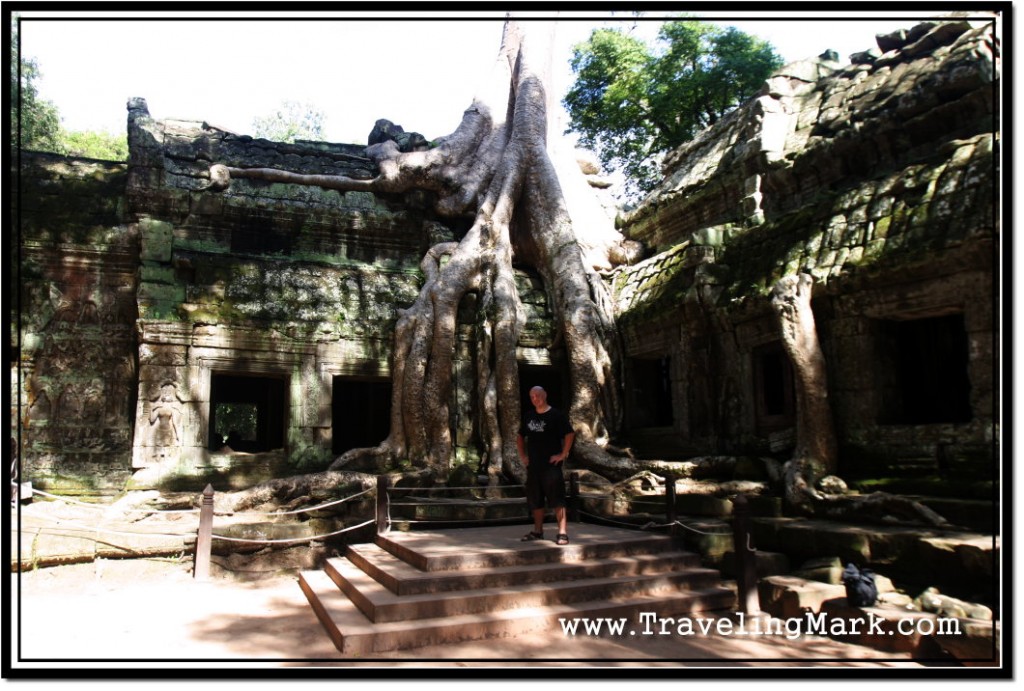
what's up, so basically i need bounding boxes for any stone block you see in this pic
[793,556,844,584]
[746,495,782,518]
[674,494,733,517]
[758,575,846,620]
[732,456,769,481]
[720,550,789,578]
[140,264,177,284]
[138,217,174,262]
[917,534,996,582]
[933,619,1000,665]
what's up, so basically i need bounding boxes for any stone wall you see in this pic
[12,19,999,495]
[123,100,463,487]
[614,20,998,478]
[13,101,557,494]
[14,154,137,494]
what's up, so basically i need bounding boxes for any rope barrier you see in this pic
[231,487,375,516]
[21,486,380,547]
[19,512,197,539]
[209,518,375,544]
[20,513,376,546]
[653,519,733,536]
[29,486,376,518]
[577,510,732,536]
[22,478,735,549]
[578,509,660,530]
[29,488,200,515]
[386,484,523,493]
[391,515,528,525]
[389,497,525,508]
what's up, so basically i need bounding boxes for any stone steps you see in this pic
[299,523,735,654]
[345,541,703,595]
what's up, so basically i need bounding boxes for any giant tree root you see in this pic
[782,457,950,528]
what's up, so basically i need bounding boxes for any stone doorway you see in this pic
[875,314,972,425]
[208,373,287,453]
[628,355,674,428]
[753,341,796,435]
[332,377,391,455]
[518,365,568,412]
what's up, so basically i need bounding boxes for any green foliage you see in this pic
[60,129,128,160]
[12,19,128,160]
[213,403,258,445]
[564,19,783,200]
[251,100,327,143]
[11,39,63,154]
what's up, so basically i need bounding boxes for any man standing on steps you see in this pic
[517,386,575,545]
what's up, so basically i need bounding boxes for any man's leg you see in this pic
[532,507,546,533]
[554,505,567,536]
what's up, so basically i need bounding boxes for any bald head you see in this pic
[528,386,549,412]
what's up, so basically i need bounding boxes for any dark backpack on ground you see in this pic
[842,563,878,607]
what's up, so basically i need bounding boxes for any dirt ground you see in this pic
[7,556,925,675]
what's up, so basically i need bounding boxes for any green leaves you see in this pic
[12,53,63,154]
[564,20,783,201]
[12,22,128,161]
[60,129,128,160]
[251,100,326,143]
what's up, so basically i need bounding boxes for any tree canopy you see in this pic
[251,100,327,143]
[59,128,129,160]
[564,19,783,200]
[11,50,63,154]
[12,25,128,161]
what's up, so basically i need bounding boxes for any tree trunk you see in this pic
[770,273,838,478]
[209,20,636,483]
[769,274,949,527]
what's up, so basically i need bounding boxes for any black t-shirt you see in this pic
[519,407,573,467]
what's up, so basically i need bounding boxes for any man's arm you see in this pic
[517,434,529,467]
[551,432,575,464]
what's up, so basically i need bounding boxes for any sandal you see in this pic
[556,533,570,545]
[521,531,544,542]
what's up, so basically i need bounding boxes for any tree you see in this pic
[771,274,948,527]
[564,20,783,199]
[11,46,63,154]
[206,20,951,528]
[209,19,654,495]
[60,129,128,160]
[11,19,128,161]
[251,100,326,142]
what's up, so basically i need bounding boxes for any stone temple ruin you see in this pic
[12,20,1000,642]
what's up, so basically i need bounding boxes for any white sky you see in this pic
[18,9,998,145]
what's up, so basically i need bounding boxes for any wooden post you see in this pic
[664,474,678,544]
[568,472,580,523]
[194,484,214,581]
[376,475,391,535]
[732,493,760,614]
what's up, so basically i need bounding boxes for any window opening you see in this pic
[208,373,286,453]
[753,342,795,433]
[518,365,568,412]
[876,314,972,424]
[333,378,392,455]
[629,356,674,427]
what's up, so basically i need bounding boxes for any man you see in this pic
[517,386,575,545]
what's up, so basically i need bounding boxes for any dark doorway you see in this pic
[519,365,568,412]
[876,314,972,424]
[753,342,795,433]
[209,373,287,452]
[629,356,674,427]
[333,377,392,455]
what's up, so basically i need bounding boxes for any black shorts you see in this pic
[525,465,566,511]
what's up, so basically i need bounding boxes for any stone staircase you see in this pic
[299,523,736,655]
